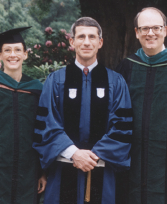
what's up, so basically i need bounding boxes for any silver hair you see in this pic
[70,17,102,38]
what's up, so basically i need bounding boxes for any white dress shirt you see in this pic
[60,59,98,159]
[144,44,165,57]
[75,59,98,72]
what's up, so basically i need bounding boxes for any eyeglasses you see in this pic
[2,47,24,56]
[138,25,165,35]
[74,34,100,41]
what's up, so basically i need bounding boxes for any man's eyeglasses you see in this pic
[138,25,165,35]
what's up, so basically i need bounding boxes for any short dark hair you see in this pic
[134,7,167,28]
[70,17,102,38]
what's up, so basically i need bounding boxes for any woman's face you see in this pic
[0,43,27,72]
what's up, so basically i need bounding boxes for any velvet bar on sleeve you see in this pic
[91,71,132,171]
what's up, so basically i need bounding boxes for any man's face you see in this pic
[69,26,103,65]
[135,9,167,56]
[0,43,27,72]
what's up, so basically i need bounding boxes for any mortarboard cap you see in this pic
[0,27,31,46]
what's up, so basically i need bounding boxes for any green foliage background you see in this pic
[29,0,80,34]
[0,1,44,44]
[0,0,80,46]
[0,0,80,79]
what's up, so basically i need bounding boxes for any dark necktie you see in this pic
[83,67,89,76]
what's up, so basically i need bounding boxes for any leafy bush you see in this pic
[22,63,44,79]
[34,61,65,83]
[25,27,75,68]
[24,27,75,79]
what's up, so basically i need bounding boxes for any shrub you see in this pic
[34,61,65,83]
[25,27,75,68]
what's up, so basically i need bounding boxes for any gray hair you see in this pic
[134,7,167,28]
[70,17,102,38]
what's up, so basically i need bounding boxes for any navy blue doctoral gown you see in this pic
[33,65,133,204]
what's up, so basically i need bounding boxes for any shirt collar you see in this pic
[144,44,165,57]
[75,59,98,72]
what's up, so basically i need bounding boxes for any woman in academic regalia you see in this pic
[0,27,46,204]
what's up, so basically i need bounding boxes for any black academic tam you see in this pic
[0,27,31,46]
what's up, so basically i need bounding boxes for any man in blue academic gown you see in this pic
[33,17,133,204]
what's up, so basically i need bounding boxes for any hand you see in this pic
[38,173,47,194]
[72,149,99,172]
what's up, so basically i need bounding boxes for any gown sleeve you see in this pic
[91,73,133,171]
[33,71,74,169]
